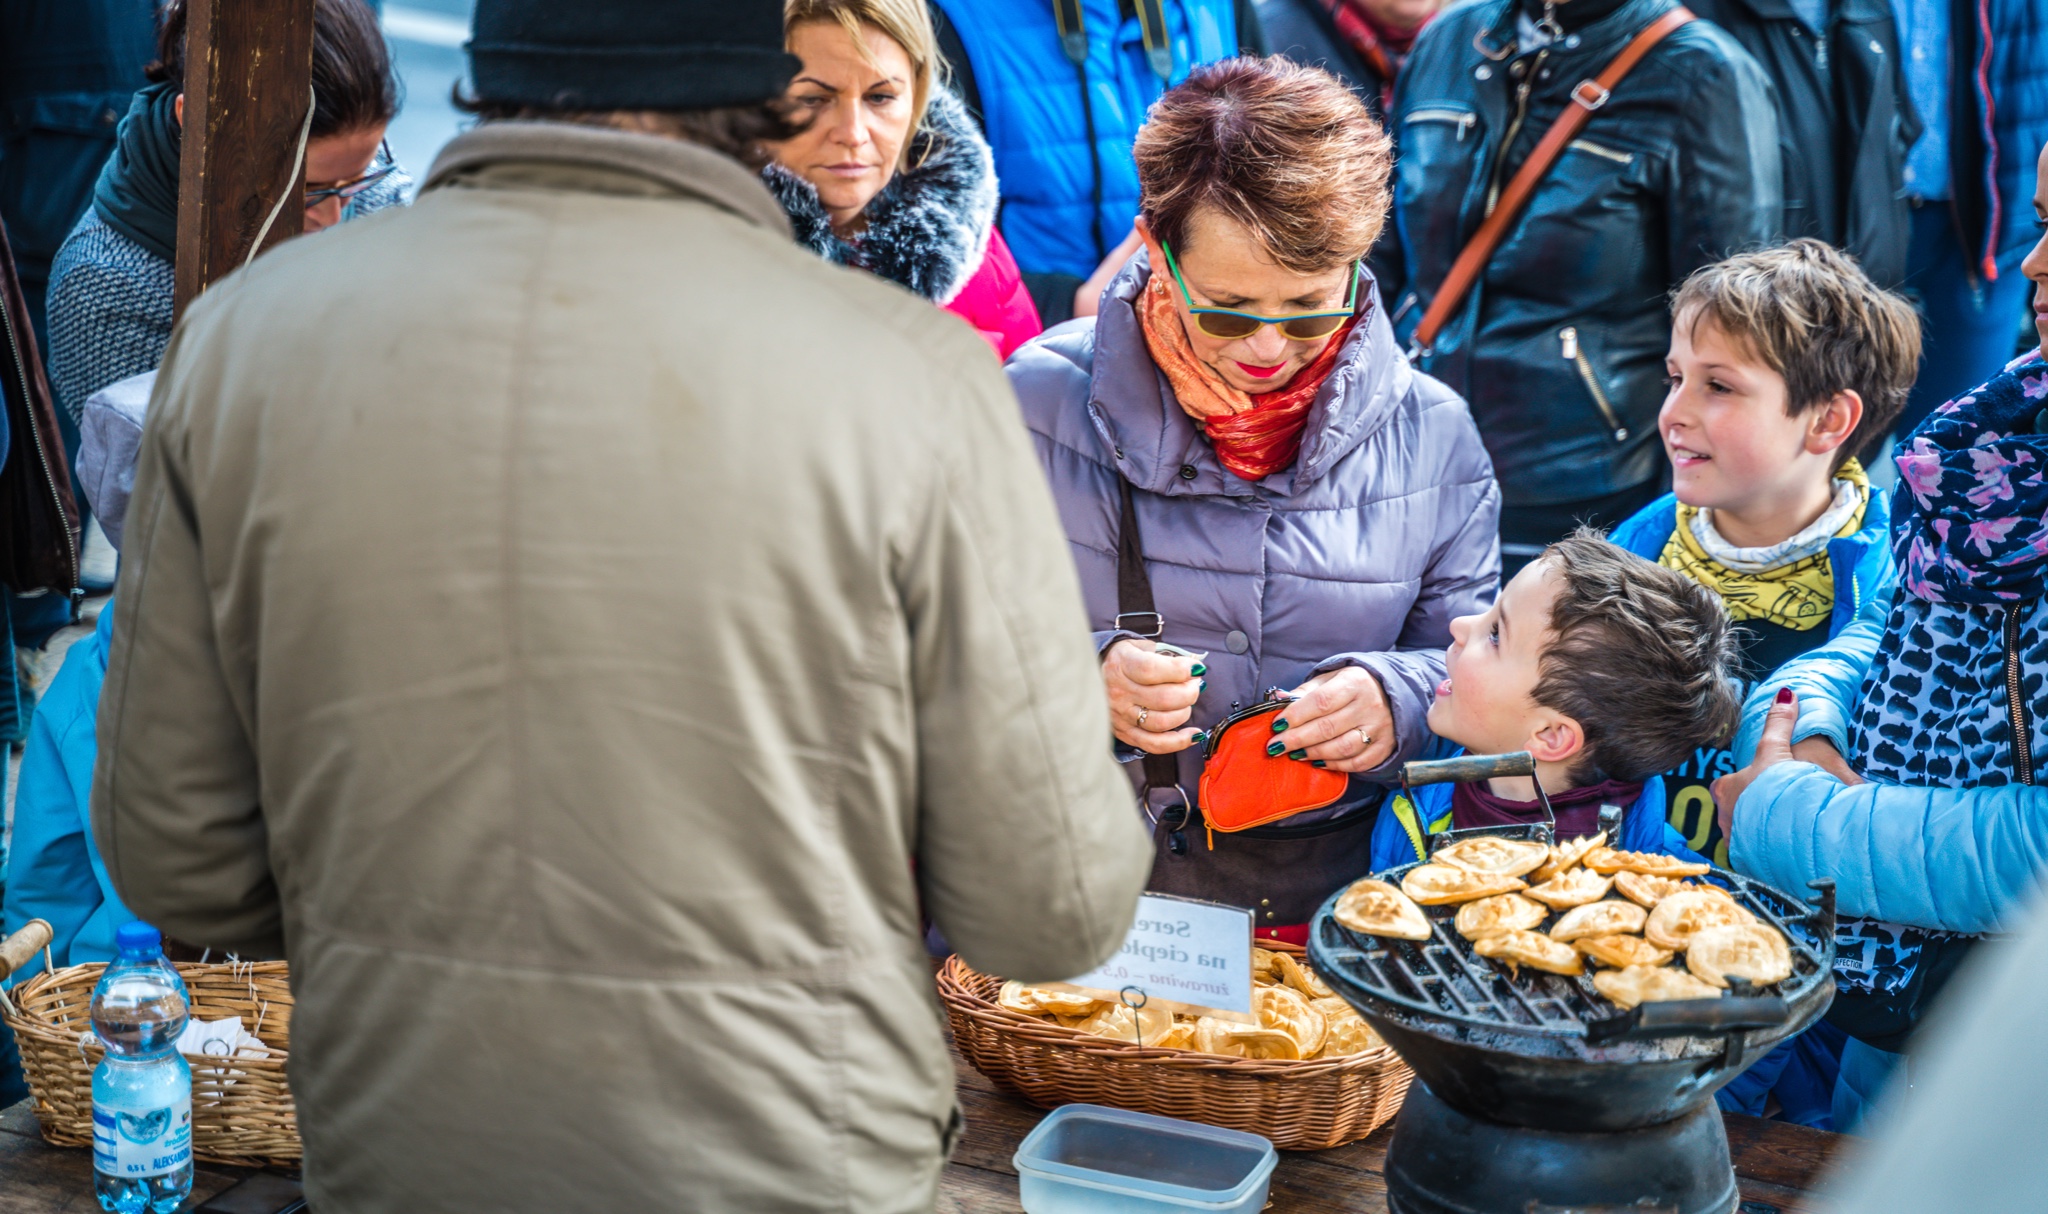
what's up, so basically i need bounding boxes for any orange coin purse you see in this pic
[1197,699,1350,842]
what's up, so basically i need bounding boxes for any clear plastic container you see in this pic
[1012,1104,1278,1213]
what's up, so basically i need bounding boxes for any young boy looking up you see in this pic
[1371,530,1741,869]
[1609,240,1919,868]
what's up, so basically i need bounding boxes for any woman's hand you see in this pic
[1103,639,1205,754]
[1712,689,1864,840]
[1270,666,1395,774]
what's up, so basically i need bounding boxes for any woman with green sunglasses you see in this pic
[1006,57,1501,942]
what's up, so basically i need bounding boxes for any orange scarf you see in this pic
[1137,276,1358,482]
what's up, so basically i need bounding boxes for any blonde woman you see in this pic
[767,0,1040,356]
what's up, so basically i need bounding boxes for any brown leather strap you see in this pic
[1408,7,1696,359]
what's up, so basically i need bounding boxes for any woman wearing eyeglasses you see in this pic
[44,0,407,426]
[1008,56,1500,941]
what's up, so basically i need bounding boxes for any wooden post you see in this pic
[172,0,317,320]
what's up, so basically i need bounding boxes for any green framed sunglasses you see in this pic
[1159,239,1361,341]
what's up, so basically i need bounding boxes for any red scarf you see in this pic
[1320,1,1428,111]
[1137,275,1358,483]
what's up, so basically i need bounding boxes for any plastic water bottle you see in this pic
[90,922,193,1214]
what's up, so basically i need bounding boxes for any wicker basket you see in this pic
[939,941,1412,1150]
[1,959,300,1167]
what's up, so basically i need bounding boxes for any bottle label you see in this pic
[93,1095,191,1178]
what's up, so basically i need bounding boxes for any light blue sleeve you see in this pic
[1730,761,2048,934]
[1730,571,1892,766]
[1,686,106,983]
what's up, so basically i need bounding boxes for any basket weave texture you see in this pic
[1,960,299,1167]
[939,941,1412,1150]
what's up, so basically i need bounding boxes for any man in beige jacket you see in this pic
[90,3,1151,1209]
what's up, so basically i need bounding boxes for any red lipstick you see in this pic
[1233,360,1285,379]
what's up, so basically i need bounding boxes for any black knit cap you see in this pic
[467,0,799,110]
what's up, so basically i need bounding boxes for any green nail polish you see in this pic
[1191,731,1208,745]
[1191,663,1207,677]
[1312,759,1327,768]
[1199,680,1208,693]
[1266,740,1285,757]
[1271,718,1289,733]
[1290,749,1307,761]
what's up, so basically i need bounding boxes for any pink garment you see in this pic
[943,228,1043,359]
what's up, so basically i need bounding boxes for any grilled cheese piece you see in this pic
[1431,835,1551,878]
[1529,831,1608,885]
[1573,934,1676,969]
[1401,864,1529,906]
[1549,899,1649,943]
[1686,922,1793,988]
[1525,866,1614,909]
[1645,890,1758,952]
[1472,928,1584,976]
[1454,893,1549,940]
[1335,878,1434,939]
[1585,848,1712,877]
[1592,964,1724,1009]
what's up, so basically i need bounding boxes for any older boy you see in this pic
[1370,530,1742,869]
[1608,238,1918,1129]
[1609,240,1919,869]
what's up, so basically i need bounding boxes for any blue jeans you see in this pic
[1832,1035,1907,1133]
[1896,204,2036,438]
[1716,1019,1847,1130]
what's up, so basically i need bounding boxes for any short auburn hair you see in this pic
[1671,239,1922,467]
[1533,530,1741,786]
[1134,57,1392,275]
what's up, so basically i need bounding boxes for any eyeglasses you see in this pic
[1160,239,1360,341]
[305,141,397,208]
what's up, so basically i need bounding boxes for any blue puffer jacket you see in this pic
[1007,253,1501,810]
[0,604,131,985]
[1607,488,1894,641]
[932,0,1239,280]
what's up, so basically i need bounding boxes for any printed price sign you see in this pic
[1044,893,1257,1023]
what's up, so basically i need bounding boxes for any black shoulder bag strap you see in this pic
[1117,477,1193,855]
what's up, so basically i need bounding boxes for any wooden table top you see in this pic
[940,1050,1845,1214]
[0,1052,1845,1213]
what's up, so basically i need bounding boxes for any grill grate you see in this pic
[1312,865,1835,1041]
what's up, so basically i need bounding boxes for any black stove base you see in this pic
[1384,1080,1739,1214]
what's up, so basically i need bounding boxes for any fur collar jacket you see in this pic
[764,89,997,307]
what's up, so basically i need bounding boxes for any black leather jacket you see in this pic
[1688,0,1918,287]
[1389,0,1783,508]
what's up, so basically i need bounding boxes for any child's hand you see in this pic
[1271,667,1395,773]
[1711,688,1863,842]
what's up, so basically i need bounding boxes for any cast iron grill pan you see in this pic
[1307,754,1837,1131]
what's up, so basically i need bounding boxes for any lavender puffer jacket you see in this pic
[1007,258,1501,824]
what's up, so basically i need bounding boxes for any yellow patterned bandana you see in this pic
[1658,460,1869,630]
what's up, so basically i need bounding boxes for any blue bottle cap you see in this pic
[114,921,163,956]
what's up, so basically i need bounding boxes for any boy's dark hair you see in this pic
[1670,239,1921,466]
[1532,529,1741,786]
[150,0,399,138]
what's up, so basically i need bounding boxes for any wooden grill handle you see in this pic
[1404,751,1536,787]
[0,919,54,983]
